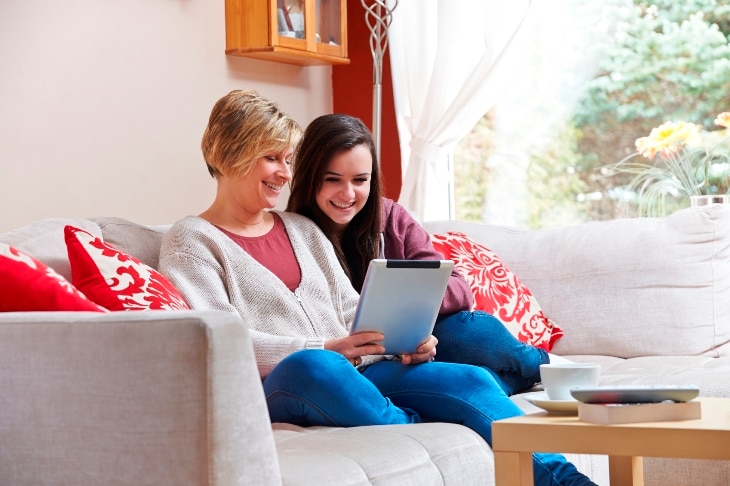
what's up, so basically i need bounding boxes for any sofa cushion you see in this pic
[431,231,563,351]
[273,422,493,484]
[425,206,730,358]
[566,354,730,399]
[0,243,107,312]
[65,225,189,311]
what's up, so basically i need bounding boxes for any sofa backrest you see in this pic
[424,206,730,359]
[0,217,168,282]
[93,217,170,270]
[0,218,104,282]
[7,209,730,358]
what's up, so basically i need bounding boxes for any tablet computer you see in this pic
[349,259,454,355]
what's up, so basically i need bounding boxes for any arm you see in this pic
[383,202,473,315]
[159,217,330,377]
[0,310,281,485]
[283,213,388,362]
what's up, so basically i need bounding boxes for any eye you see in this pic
[354,177,370,184]
[324,176,340,183]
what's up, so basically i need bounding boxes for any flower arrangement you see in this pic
[609,112,730,216]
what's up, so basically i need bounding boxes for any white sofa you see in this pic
[1,206,729,485]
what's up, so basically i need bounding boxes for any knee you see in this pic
[438,310,502,330]
[432,362,499,389]
[272,349,349,383]
[437,310,470,327]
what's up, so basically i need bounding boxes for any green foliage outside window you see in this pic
[456,0,730,225]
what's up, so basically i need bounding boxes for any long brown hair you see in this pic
[288,114,383,291]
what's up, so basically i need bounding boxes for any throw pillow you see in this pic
[431,231,563,351]
[64,225,190,311]
[0,242,107,312]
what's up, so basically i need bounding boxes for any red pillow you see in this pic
[0,242,107,312]
[64,225,189,311]
[431,231,563,351]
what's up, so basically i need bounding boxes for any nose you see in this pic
[279,160,292,181]
[341,182,355,198]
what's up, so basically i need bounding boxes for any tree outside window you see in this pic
[455,0,730,228]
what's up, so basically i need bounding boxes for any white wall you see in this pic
[0,0,333,232]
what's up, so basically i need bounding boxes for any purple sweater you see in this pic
[380,197,473,315]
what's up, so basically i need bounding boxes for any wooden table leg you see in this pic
[494,451,534,486]
[608,455,644,486]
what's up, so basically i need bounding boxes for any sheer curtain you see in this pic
[389,0,536,221]
[481,1,609,227]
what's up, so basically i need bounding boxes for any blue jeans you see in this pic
[433,310,548,395]
[264,349,596,486]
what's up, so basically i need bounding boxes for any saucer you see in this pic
[522,391,579,414]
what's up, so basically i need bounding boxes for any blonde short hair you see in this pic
[201,90,302,178]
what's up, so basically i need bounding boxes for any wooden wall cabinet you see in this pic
[225,0,349,66]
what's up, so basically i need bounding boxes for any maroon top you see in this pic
[380,197,473,315]
[218,214,302,291]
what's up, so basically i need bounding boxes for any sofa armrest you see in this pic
[0,310,281,486]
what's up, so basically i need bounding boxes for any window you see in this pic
[454,0,730,228]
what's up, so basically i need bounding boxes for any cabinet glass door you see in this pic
[317,0,341,45]
[315,0,345,57]
[277,0,306,39]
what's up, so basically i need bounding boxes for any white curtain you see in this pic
[481,0,611,227]
[389,0,536,221]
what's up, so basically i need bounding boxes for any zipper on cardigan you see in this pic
[293,288,304,308]
[292,288,317,331]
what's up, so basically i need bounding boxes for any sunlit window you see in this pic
[454,0,730,228]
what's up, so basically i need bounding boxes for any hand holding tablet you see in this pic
[349,259,453,355]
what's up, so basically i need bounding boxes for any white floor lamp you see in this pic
[360,0,398,165]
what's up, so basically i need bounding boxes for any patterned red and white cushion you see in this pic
[65,225,189,311]
[431,231,563,351]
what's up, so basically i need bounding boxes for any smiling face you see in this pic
[315,144,373,234]
[229,147,294,213]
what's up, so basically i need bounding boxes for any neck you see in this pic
[200,200,273,237]
[332,221,348,241]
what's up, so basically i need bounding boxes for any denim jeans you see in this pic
[264,349,596,486]
[433,310,548,395]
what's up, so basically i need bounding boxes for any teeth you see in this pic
[264,182,282,191]
[332,201,353,209]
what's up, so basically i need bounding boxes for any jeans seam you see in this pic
[266,390,341,427]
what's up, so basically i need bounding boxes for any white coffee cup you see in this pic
[539,363,600,401]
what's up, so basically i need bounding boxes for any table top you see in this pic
[492,397,730,460]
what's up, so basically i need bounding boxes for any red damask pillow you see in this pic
[0,242,107,312]
[431,231,563,351]
[64,225,189,311]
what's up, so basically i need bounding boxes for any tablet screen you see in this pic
[349,259,453,354]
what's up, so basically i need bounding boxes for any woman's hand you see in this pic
[399,335,438,365]
[325,331,386,365]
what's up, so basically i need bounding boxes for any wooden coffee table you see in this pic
[492,397,730,486]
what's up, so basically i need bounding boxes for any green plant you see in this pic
[606,112,730,216]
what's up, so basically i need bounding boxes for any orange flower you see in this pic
[634,136,659,159]
[635,121,702,159]
[715,112,730,129]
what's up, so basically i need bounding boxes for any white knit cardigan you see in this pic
[159,211,374,377]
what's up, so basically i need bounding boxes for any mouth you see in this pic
[330,200,355,209]
[263,181,283,192]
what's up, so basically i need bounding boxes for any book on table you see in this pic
[578,400,702,425]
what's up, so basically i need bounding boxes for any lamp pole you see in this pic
[361,0,398,166]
